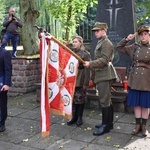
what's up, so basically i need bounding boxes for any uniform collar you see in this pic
[73,48,80,53]
[139,41,150,47]
[97,35,107,43]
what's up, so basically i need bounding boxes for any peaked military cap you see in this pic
[137,25,150,35]
[92,22,108,31]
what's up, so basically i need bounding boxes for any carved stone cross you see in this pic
[105,0,123,31]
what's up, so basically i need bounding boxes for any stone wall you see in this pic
[8,57,41,96]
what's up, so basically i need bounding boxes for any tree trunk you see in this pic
[19,0,40,55]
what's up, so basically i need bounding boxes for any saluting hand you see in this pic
[126,32,137,41]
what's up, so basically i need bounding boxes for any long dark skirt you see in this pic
[73,87,86,104]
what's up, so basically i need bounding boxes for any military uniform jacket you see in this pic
[73,48,90,87]
[116,38,150,91]
[89,36,117,84]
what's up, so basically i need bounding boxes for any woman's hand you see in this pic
[83,61,90,68]
[126,32,137,41]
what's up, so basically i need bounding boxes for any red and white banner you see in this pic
[40,33,78,137]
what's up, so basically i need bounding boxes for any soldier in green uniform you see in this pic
[67,36,91,127]
[84,22,117,136]
[116,25,150,137]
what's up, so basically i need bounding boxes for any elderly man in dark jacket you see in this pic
[84,22,117,136]
[0,45,12,132]
[1,7,23,57]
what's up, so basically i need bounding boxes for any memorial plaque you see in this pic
[90,0,136,67]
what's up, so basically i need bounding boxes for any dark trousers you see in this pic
[1,32,19,57]
[0,91,8,126]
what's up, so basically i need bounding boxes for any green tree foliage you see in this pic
[45,0,97,41]
[0,0,7,36]
[136,0,150,25]
[0,0,149,55]
[35,0,61,39]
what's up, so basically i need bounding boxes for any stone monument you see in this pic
[91,0,136,67]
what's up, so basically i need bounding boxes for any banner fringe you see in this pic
[41,131,50,137]
[50,108,72,119]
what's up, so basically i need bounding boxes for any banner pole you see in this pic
[51,36,85,64]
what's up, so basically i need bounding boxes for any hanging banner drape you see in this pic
[40,33,78,137]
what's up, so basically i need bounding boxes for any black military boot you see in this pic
[95,104,114,129]
[93,107,110,136]
[67,104,78,125]
[95,110,104,129]
[76,104,84,127]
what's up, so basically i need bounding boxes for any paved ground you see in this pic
[0,92,150,150]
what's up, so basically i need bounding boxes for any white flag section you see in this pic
[48,39,78,118]
[40,33,78,137]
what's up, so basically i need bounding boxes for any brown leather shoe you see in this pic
[141,125,148,137]
[131,124,141,135]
